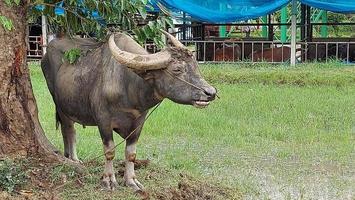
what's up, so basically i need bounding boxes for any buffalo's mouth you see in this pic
[193,100,210,108]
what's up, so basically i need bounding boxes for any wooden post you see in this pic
[290,0,297,66]
[41,15,47,55]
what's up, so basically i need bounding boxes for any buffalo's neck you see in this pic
[128,77,162,112]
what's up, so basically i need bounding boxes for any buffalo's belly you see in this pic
[58,101,96,125]
[55,66,97,126]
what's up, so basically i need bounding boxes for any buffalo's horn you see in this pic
[108,33,171,70]
[160,29,185,48]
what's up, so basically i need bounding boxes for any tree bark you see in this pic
[0,0,59,159]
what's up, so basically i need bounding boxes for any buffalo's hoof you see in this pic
[101,174,118,190]
[125,178,145,191]
[64,155,83,164]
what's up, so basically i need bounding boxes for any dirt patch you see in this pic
[1,158,239,200]
[152,174,238,200]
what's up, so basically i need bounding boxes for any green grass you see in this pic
[29,62,355,199]
[201,62,355,86]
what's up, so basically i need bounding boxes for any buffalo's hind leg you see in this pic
[58,111,80,162]
[98,125,118,190]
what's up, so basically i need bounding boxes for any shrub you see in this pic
[0,159,27,193]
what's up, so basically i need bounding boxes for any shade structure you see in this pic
[152,0,290,22]
[300,0,355,13]
[151,0,355,23]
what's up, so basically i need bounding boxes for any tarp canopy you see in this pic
[300,0,355,13]
[151,0,355,23]
[151,0,290,22]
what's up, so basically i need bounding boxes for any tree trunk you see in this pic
[0,0,59,159]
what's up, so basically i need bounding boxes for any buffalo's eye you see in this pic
[171,67,183,74]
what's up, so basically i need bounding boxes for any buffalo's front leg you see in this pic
[124,115,146,192]
[99,126,118,190]
[124,141,144,191]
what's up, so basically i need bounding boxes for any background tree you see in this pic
[0,0,171,160]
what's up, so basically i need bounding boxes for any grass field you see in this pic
[29,62,355,199]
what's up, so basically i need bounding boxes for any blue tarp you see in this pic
[154,0,355,22]
[300,0,355,13]
[34,0,355,23]
[156,0,290,22]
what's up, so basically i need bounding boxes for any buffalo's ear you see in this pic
[144,73,154,80]
[139,71,155,81]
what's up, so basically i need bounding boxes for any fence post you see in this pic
[321,11,328,37]
[262,16,268,38]
[281,7,287,43]
[290,0,297,66]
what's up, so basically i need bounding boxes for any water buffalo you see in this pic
[251,47,302,62]
[41,31,216,192]
[203,42,241,61]
[306,43,355,62]
[215,43,241,62]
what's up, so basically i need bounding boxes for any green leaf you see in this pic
[13,0,20,6]
[0,16,14,31]
[64,48,82,64]
[138,7,147,19]
[4,0,12,6]
[164,17,174,29]
[3,0,21,6]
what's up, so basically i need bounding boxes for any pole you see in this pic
[281,7,287,42]
[290,0,297,66]
[219,3,226,37]
[301,4,306,62]
[321,11,328,37]
[262,16,268,38]
[268,14,273,41]
[41,15,47,55]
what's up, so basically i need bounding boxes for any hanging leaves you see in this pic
[29,0,173,45]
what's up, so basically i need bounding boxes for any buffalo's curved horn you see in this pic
[108,33,171,70]
[160,30,185,48]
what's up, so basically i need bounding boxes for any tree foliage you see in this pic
[28,0,173,46]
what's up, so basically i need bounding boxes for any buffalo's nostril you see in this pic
[204,87,216,100]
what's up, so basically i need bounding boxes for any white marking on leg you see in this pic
[68,130,79,161]
[124,143,144,191]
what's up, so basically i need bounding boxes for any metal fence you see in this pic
[299,41,355,63]
[181,40,292,63]
[27,36,42,60]
[27,35,355,64]
[146,40,355,64]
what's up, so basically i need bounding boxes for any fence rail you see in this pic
[27,35,355,64]
[146,40,355,64]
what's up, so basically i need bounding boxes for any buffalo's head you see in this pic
[108,31,216,108]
